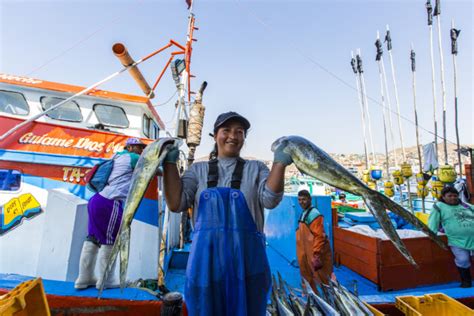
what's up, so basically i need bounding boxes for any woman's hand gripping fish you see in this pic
[272,136,447,266]
[97,137,181,297]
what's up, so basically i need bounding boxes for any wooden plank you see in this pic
[430,236,453,259]
[334,237,379,283]
[379,263,437,291]
[335,239,377,266]
[378,237,433,266]
[336,251,379,283]
[334,227,379,251]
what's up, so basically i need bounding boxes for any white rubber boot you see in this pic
[74,241,99,289]
[96,245,120,290]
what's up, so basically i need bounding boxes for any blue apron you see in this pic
[184,158,271,316]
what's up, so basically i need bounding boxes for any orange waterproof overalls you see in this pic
[296,207,333,292]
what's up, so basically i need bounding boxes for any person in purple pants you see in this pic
[74,138,146,290]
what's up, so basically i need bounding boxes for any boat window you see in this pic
[143,115,150,137]
[143,115,160,139]
[151,122,160,139]
[0,90,29,115]
[0,169,21,191]
[93,104,129,128]
[40,96,83,122]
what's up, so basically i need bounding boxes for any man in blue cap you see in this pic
[75,137,146,290]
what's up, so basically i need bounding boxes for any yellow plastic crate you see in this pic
[396,293,473,316]
[364,302,385,316]
[0,278,51,316]
[415,211,430,225]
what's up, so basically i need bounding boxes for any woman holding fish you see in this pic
[163,111,292,316]
[75,138,147,291]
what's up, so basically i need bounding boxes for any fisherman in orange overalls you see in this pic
[296,189,333,291]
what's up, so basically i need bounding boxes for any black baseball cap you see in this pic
[213,111,251,133]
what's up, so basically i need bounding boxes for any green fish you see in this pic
[98,137,180,296]
[272,136,446,267]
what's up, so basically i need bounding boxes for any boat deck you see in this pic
[164,244,474,305]
[1,262,473,314]
[0,273,157,301]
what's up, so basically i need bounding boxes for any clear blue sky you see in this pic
[1,0,472,160]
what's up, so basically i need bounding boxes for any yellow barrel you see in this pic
[393,170,404,185]
[417,184,429,198]
[416,172,428,186]
[438,165,457,183]
[415,212,430,225]
[401,162,413,178]
[431,179,444,199]
[362,169,370,183]
[384,181,394,197]
[368,181,377,190]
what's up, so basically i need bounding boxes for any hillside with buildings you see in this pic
[194,143,472,181]
[262,143,472,180]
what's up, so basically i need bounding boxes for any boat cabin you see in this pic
[0,74,164,142]
[0,74,166,283]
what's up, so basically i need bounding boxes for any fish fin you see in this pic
[119,227,131,290]
[378,193,447,250]
[270,274,278,308]
[97,235,121,298]
[302,279,315,297]
[303,298,312,316]
[362,190,418,267]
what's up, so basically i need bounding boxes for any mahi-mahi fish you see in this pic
[97,137,180,296]
[272,136,446,266]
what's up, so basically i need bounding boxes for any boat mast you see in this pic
[379,31,397,168]
[385,26,406,164]
[450,21,462,178]
[351,52,370,170]
[375,33,391,179]
[177,1,200,252]
[410,47,425,213]
[434,0,448,165]
[356,50,377,166]
[426,0,439,160]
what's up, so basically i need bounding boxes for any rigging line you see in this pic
[153,89,179,107]
[164,109,177,126]
[26,0,145,76]
[233,0,459,147]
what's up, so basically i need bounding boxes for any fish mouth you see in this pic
[160,138,182,153]
[271,136,289,152]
